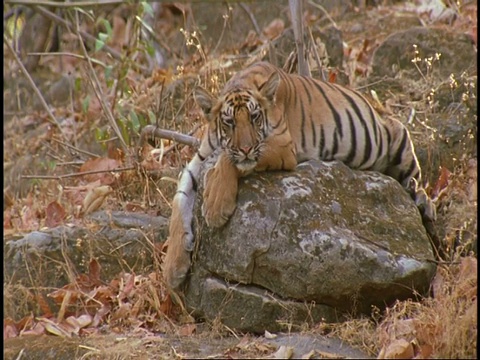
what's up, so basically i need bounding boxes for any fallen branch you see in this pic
[139,125,200,149]
[21,166,135,180]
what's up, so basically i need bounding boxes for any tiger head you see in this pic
[194,72,280,172]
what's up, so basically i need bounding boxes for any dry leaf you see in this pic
[328,70,337,84]
[263,18,285,40]
[316,350,346,359]
[80,157,122,184]
[431,270,445,298]
[4,320,18,340]
[177,323,196,336]
[20,322,45,336]
[40,318,72,338]
[57,290,72,322]
[118,273,136,301]
[379,338,414,359]
[81,185,113,215]
[45,200,66,227]
[36,293,54,318]
[430,166,451,200]
[264,330,277,339]
[92,304,111,328]
[301,349,316,359]
[65,314,92,335]
[273,345,294,359]
[89,258,102,286]
[415,343,433,359]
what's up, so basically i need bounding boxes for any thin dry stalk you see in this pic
[3,33,67,140]
[71,10,128,152]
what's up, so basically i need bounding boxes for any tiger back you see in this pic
[162,61,437,290]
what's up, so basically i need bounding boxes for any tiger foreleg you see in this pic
[163,147,213,290]
[163,195,194,289]
[202,153,240,228]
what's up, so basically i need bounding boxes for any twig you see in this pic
[139,125,200,149]
[239,3,261,35]
[3,33,67,139]
[28,52,107,67]
[354,76,389,90]
[307,25,325,80]
[307,0,338,28]
[212,4,230,55]
[21,166,135,180]
[50,138,100,158]
[5,0,124,7]
[72,10,128,152]
[32,5,149,75]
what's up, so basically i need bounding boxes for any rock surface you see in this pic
[184,160,437,333]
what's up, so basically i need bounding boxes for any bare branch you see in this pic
[3,33,68,140]
[239,3,262,35]
[139,125,200,149]
[289,0,310,77]
[21,166,135,180]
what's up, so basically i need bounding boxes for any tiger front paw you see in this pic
[202,156,239,228]
[163,234,192,290]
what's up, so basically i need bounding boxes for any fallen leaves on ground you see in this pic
[376,256,477,359]
[3,258,175,341]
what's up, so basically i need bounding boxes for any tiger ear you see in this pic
[194,86,215,115]
[259,71,280,102]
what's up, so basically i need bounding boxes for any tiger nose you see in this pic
[240,145,252,154]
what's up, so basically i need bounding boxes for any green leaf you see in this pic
[98,18,112,35]
[98,32,109,42]
[95,39,105,52]
[74,77,82,92]
[141,2,154,16]
[130,111,140,132]
[82,95,91,114]
[148,110,156,124]
[146,42,155,57]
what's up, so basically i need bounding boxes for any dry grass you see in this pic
[317,254,477,359]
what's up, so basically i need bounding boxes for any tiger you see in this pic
[162,61,437,290]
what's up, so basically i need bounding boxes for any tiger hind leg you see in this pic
[407,177,444,259]
[408,177,436,223]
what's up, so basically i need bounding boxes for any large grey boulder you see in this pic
[183,160,437,333]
